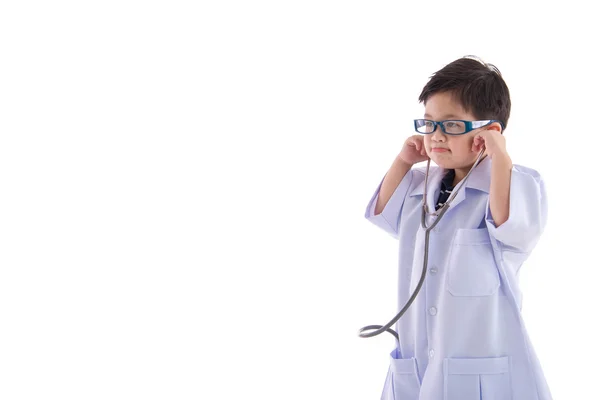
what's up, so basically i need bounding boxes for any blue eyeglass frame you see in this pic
[413,119,505,135]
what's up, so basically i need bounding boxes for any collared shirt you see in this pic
[435,169,456,211]
[364,156,552,400]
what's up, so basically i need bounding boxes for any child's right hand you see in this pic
[398,135,430,165]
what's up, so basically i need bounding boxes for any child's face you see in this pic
[423,91,485,170]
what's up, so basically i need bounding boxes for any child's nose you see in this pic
[431,126,446,141]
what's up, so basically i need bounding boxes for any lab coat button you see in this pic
[429,267,438,275]
[429,307,437,316]
[429,349,435,358]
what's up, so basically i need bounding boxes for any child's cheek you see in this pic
[423,135,432,149]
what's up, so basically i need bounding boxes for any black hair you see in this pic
[418,55,511,130]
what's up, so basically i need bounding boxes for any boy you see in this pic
[364,56,552,399]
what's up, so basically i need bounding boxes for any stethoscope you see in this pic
[357,147,487,343]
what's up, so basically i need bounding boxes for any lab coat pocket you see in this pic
[446,228,500,297]
[443,356,512,400]
[388,350,421,400]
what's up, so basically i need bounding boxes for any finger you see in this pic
[417,137,425,151]
[478,138,486,151]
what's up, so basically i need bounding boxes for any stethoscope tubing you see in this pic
[358,148,487,342]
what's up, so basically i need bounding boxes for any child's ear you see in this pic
[489,122,503,133]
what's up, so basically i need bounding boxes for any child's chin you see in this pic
[431,158,455,169]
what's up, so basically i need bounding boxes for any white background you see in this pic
[0,1,597,399]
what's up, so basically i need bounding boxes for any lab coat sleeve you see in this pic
[364,169,414,239]
[485,165,548,254]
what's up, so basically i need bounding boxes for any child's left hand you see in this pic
[472,129,508,159]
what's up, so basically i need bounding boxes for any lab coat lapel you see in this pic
[425,166,444,213]
[409,164,443,212]
[447,179,466,211]
[447,156,492,210]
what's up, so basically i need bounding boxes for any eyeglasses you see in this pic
[413,119,504,135]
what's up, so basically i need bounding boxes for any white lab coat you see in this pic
[365,155,552,400]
